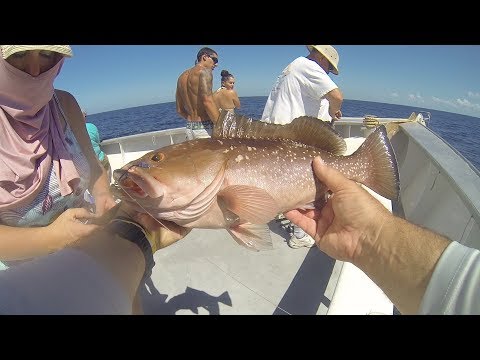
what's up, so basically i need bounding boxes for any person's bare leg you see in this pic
[132,288,144,315]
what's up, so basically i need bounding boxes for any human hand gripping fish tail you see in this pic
[111,111,399,252]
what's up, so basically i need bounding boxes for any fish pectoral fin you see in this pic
[227,223,273,252]
[302,196,328,210]
[218,185,279,224]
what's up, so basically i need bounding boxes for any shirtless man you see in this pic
[176,47,220,140]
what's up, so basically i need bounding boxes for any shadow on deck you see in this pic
[140,219,338,315]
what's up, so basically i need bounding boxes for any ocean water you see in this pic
[89,97,480,171]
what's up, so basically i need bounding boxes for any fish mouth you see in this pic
[113,166,164,199]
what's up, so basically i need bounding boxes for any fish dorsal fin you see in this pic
[213,111,346,155]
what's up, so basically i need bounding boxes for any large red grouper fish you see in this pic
[112,111,400,251]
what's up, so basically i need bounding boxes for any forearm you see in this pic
[0,230,144,314]
[204,97,220,123]
[325,89,343,118]
[0,225,54,261]
[90,160,111,193]
[354,215,450,314]
[177,109,188,120]
[68,228,145,300]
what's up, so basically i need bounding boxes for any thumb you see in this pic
[312,156,354,193]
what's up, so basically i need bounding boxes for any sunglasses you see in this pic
[208,55,218,64]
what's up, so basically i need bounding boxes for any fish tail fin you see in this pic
[218,291,232,306]
[350,125,400,200]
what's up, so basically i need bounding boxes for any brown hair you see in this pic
[220,70,234,85]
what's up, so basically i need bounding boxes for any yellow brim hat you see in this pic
[307,45,339,75]
[0,45,73,59]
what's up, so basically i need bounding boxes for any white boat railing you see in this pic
[101,127,186,169]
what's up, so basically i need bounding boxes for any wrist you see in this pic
[352,211,393,268]
[105,217,155,282]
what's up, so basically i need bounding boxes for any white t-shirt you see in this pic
[419,241,480,315]
[261,57,338,125]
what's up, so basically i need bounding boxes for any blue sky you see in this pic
[54,45,480,118]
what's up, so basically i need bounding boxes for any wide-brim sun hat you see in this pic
[0,45,73,59]
[307,45,339,75]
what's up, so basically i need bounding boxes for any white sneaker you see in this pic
[288,233,316,249]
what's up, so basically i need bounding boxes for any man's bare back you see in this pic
[176,50,220,123]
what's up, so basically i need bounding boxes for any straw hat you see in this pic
[0,45,73,59]
[306,45,339,75]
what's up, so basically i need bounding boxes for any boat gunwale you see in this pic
[397,122,480,223]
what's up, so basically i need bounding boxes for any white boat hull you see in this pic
[100,116,480,314]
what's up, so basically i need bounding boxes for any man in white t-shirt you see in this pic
[261,45,344,249]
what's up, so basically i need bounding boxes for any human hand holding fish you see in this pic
[112,111,399,252]
[82,199,190,252]
[284,155,393,262]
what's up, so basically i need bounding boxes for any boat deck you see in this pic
[131,137,394,315]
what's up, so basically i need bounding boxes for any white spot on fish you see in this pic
[230,146,235,150]
[218,140,224,145]
[223,149,229,153]
[245,155,249,160]
[247,146,252,151]
[235,155,244,162]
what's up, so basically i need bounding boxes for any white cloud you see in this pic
[408,93,424,103]
[467,91,480,98]
[456,98,480,111]
[431,95,480,113]
[391,92,399,98]
[432,96,458,108]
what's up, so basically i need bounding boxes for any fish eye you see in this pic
[151,153,165,162]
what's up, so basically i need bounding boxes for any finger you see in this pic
[293,208,321,220]
[69,207,96,219]
[95,196,116,216]
[316,201,334,236]
[284,210,317,236]
[283,209,302,223]
[312,156,355,194]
